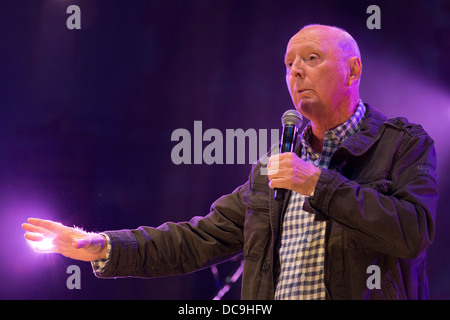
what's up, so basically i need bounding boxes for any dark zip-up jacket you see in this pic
[97,104,438,299]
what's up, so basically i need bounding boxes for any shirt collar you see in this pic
[301,100,366,154]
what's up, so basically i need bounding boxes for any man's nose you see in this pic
[290,59,305,79]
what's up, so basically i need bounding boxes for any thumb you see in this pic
[72,236,92,249]
[72,234,106,255]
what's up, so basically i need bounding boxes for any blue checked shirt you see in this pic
[274,101,366,300]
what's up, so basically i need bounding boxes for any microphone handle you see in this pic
[274,124,298,202]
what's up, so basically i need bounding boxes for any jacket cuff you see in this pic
[94,229,139,278]
[306,169,348,216]
[91,233,111,276]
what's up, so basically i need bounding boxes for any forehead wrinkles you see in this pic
[285,29,340,59]
[287,36,323,52]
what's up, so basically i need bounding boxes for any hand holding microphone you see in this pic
[268,109,321,201]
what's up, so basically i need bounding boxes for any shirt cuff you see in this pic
[91,233,111,276]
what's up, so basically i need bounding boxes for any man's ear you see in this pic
[347,57,362,86]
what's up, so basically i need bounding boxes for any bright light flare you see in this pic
[26,237,55,253]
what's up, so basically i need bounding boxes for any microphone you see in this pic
[274,109,303,202]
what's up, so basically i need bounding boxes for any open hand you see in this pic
[22,218,107,262]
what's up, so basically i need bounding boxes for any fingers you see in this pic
[23,218,76,249]
[22,222,55,249]
[22,219,64,246]
[22,222,53,236]
[24,231,56,253]
[27,218,64,233]
[267,153,296,173]
[267,153,295,181]
[266,152,320,195]
[24,232,44,242]
[267,155,280,176]
[268,175,289,189]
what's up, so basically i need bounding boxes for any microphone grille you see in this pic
[281,109,303,127]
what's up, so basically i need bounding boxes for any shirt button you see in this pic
[307,236,313,242]
[300,274,306,281]
[262,261,270,272]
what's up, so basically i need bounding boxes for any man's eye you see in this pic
[285,62,293,72]
[304,55,320,65]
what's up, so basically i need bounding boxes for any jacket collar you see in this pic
[340,103,387,156]
[294,103,387,157]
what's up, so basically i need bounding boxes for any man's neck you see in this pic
[309,98,360,153]
[309,132,324,154]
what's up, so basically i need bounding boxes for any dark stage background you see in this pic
[0,0,449,299]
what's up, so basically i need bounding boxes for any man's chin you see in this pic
[296,99,320,120]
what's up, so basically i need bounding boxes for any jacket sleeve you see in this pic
[94,182,248,279]
[306,128,438,259]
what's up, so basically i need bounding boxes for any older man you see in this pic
[23,24,438,299]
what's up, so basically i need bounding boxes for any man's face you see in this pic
[284,27,350,123]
